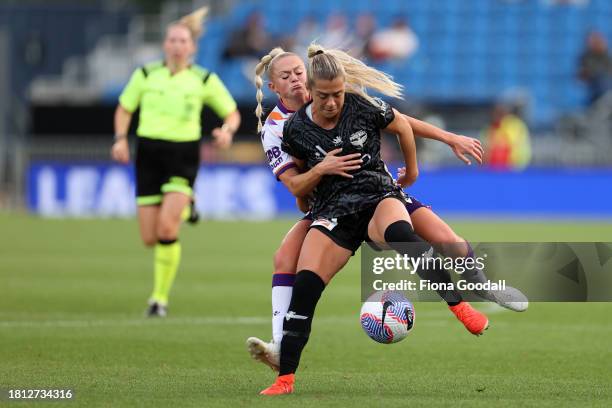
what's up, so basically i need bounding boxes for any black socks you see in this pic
[383,220,462,305]
[279,270,325,376]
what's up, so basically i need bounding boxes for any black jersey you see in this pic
[282,93,405,219]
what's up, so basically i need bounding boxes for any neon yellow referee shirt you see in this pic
[119,61,237,142]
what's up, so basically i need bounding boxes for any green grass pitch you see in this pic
[1,214,611,407]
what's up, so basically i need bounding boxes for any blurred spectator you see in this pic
[368,17,419,62]
[319,13,357,51]
[293,15,321,58]
[577,31,612,105]
[542,0,589,6]
[482,104,531,170]
[222,11,270,60]
[352,13,377,61]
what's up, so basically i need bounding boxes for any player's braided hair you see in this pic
[306,43,403,106]
[254,47,299,133]
[169,7,208,43]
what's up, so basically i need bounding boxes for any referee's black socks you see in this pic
[279,270,325,376]
[384,220,462,306]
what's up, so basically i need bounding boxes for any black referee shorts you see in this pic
[135,137,200,206]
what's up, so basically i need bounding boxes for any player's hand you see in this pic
[397,166,406,182]
[448,134,483,165]
[296,196,311,213]
[111,139,130,164]
[315,148,363,178]
[395,167,416,188]
[211,127,233,149]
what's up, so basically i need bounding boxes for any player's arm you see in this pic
[385,109,418,187]
[278,150,362,198]
[295,196,311,213]
[205,73,241,149]
[403,114,483,165]
[112,68,144,164]
[283,158,313,213]
[114,104,132,139]
[111,105,133,164]
[212,109,241,149]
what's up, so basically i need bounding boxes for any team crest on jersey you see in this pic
[350,130,368,148]
[332,135,343,146]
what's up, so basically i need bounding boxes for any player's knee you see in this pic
[383,220,433,257]
[426,227,464,257]
[439,236,469,259]
[383,220,418,243]
[273,248,297,275]
[139,228,158,247]
[156,218,178,241]
[142,235,157,247]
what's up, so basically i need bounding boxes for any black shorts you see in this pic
[310,192,406,255]
[301,211,314,221]
[135,137,200,206]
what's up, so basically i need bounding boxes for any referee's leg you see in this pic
[149,192,191,309]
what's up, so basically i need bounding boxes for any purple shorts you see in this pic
[405,195,430,214]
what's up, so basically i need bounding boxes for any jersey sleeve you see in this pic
[280,119,306,160]
[202,73,238,119]
[261,123,296,180]
[372,97,395,129]
[118,68,145,112]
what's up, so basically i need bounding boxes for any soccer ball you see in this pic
[360,290,415,344]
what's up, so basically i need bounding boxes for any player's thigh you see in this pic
[410,207,466,257]
[157,192,191,238]
[367,197,412,243]
[138,205,160,246]
[296,228,352,284]
[274,218,312,274]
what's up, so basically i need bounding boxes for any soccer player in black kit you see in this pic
[259,44,489,395]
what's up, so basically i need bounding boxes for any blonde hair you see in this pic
[254,47,300,133]
[306,43,403,106]
[169,6,209,42]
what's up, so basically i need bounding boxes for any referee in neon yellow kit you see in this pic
[111,7,240,317]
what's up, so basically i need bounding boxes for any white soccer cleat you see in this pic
[246,337,280,371]
[474,285,529,312]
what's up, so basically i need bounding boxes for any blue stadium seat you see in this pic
[203,0,612,126]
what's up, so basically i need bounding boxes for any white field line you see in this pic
[1,303,588,331]
[0,310,456,329]
[1,311,610,333]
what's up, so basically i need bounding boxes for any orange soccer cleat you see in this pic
[449,301,489,335]
[259,374,295,395]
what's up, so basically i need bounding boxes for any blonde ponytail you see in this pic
[306,43,403,106]
[173,6,209,41]
[253,47,298,133]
